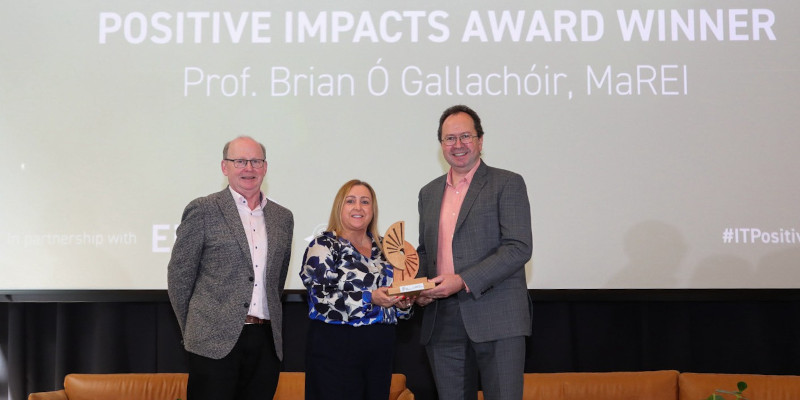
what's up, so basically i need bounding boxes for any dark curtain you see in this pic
[3,292,800,400]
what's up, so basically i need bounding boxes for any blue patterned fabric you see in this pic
[300,231,411,326]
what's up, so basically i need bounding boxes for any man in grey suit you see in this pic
[416,105,533,400]
[168,136,294,400]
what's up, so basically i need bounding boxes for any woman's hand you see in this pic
[372,287,414,309]
[396,294,416,309]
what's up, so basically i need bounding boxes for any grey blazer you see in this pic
[168,188,294,360]
[417,161,532,344]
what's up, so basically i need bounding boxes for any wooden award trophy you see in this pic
[384,221,434,296]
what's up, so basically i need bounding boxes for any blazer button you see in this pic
[248,277,254,282]
[243,303,249,308]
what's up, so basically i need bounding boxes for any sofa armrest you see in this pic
[390,374,413,400]
[274,371,305,399]
[27,389,68,400]
[395,388,415,400]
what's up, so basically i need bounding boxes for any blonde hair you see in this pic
[327,179,382,251]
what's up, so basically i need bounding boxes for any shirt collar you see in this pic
[228,186,268,209]
[446,159,481,187]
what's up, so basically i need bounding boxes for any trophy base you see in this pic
[387,277,435,297]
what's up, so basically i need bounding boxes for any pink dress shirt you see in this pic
[437,162,481,276]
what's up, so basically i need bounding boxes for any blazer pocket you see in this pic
[205,234,238,250]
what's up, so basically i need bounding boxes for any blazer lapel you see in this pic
[216,189,253,267]
[455,161,488,233]
[263,202,278,273]
[429,179,445,233]
[424,176,447,267]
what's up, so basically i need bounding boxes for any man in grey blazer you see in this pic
[417,105,533,400]
[168,136,294,400]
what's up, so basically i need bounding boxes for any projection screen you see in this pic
[1,0,798,291]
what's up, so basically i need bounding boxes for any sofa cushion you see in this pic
[680,372,800,400]
[63,373,187,400]
[518,370,678,400]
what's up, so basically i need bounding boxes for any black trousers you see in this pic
[186,323,281,400]
[304,320,396,400]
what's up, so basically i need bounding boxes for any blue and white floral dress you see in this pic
[300,231,411,326]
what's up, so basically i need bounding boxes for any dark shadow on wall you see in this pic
[607,220,687,288]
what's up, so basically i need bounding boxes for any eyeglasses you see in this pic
[224,159,266,169]
[441,133,479,146]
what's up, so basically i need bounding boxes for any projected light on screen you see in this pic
[0,1,798,291]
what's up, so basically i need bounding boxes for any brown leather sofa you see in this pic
[29,370,800,400]
[27,371,414,400]
[475,370,800,400]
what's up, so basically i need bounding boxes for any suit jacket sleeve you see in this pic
[167,197,206,335]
